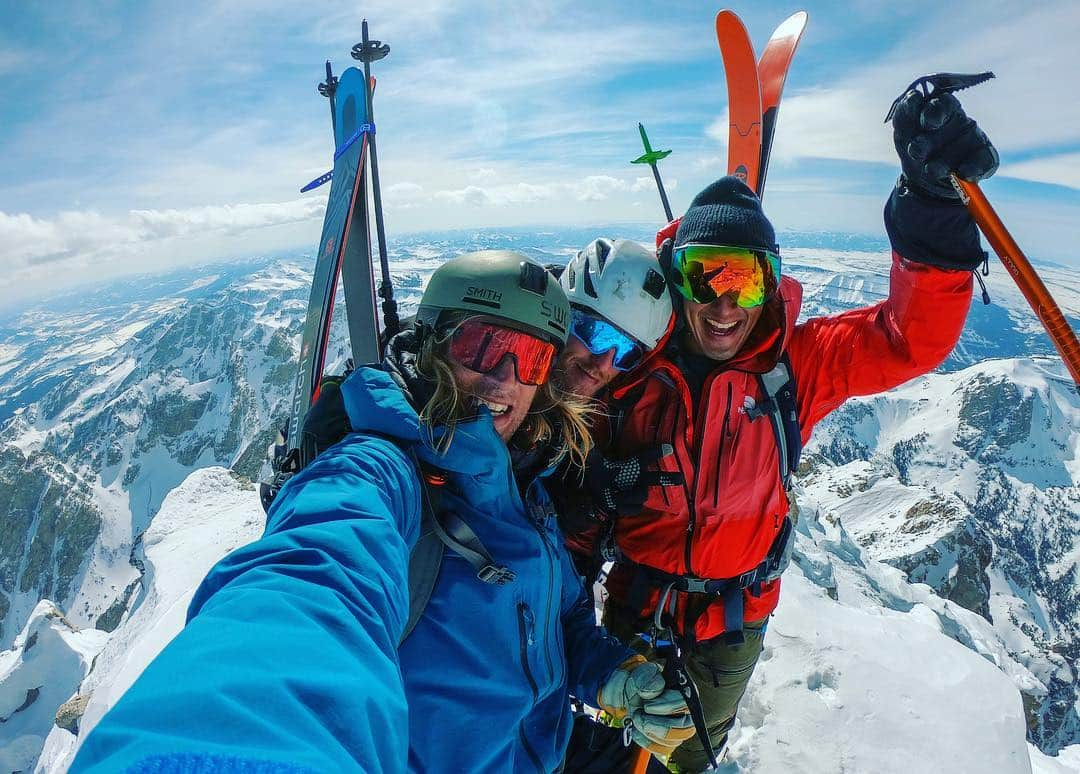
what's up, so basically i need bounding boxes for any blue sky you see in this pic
[2,0,1079,306]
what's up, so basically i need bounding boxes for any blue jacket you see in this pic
[73,366,631,773]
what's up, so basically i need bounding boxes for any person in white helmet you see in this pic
[543,238,682,593]
[553,238,674,399]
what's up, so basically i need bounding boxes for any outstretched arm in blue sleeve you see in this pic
[73,434,421,774]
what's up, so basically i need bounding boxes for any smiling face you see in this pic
[552,335,620,398]
[682,292,764,362]
[449,354,539,441]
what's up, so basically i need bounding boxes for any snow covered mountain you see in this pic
[802,356,1080,753]
[0,227,1078,771]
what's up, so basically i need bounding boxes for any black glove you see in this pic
[299,375,353,467]
[585,445,683,518]
[885,75,998,271]
[891,88,998,201]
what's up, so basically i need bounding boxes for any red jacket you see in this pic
[604,253,973,641]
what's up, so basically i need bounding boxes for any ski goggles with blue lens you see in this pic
[670,244,781,308]
[570,308,646,372]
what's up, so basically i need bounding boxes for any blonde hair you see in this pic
[416,330,594,468]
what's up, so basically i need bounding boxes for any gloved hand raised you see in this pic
[597,656,696,757]
[890,77,998,201]
[884,73,998,271]
[585,444,683,519]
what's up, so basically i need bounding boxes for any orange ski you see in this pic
[715,10,762,187]
[756,11,808,196]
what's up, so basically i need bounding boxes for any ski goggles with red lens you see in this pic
[670,244,781,308]
[570,308,645,372]
[448,318,557,386]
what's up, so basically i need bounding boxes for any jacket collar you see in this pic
[340,331,511,479]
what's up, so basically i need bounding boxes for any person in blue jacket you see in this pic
[72,250,694,774]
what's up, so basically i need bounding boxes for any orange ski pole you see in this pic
[629,745,653,774]
[951,175,1080,391]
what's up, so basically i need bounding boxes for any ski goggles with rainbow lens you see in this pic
[448,318,557,386]
[570,308,645,372]
[670,244,781,308]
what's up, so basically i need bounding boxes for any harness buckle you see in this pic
[681,577,711,594]
[737,569,759,589]
[477,564,516,585]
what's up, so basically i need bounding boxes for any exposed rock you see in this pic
[54,693,90,735]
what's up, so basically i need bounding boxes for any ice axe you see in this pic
[950,175,1080,392]
[890,72,1080,392]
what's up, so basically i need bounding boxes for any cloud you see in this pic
[2,199,325,272]
[428,174,645,208]
[1001,153,1080,191]
[575,176,628,201]
[763,88,894,165]
[384,182,426,205]
[434,186,493,206]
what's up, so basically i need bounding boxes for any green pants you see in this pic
[603,603,767,773]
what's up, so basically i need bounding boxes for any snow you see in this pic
[49,467,262,770]
[0,601,108,774]
[35,464,1065,773]
[178,275,220,293]
[3,245,1078,771]
[727,564,1031,772]
[1032,745,1080,774]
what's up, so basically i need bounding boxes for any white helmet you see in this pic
[560,238,673,350]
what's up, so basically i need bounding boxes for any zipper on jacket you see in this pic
[517,602,539,695]
[522,480,562,691]
[711,383,734,509]
[684,372,718,576]
[516,602,545,773]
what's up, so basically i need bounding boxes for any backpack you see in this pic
[609,352,803,646]
[261,372,513,645]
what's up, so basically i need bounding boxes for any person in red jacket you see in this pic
[580,85,1000,770]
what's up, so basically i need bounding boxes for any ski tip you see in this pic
[775,10,808,37]
[788,10,809,26]
[715,9,751,32]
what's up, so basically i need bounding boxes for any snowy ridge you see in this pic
[0,601,107,773]
[802,356,1080,755]
[72,468,261,744]
[28,461,1076,773]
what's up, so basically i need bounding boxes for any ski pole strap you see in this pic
[653,628,719,769]
[334,122,376,160]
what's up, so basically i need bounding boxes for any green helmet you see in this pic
[417,250,570,346]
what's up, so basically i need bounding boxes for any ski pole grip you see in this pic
[951,174,1080,390]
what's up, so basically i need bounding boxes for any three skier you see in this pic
[72,60,999,774]
[73,252,695,772]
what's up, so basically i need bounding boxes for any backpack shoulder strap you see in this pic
[756,352,802,489]
[402,504,443,644]
[399,450,515,645]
